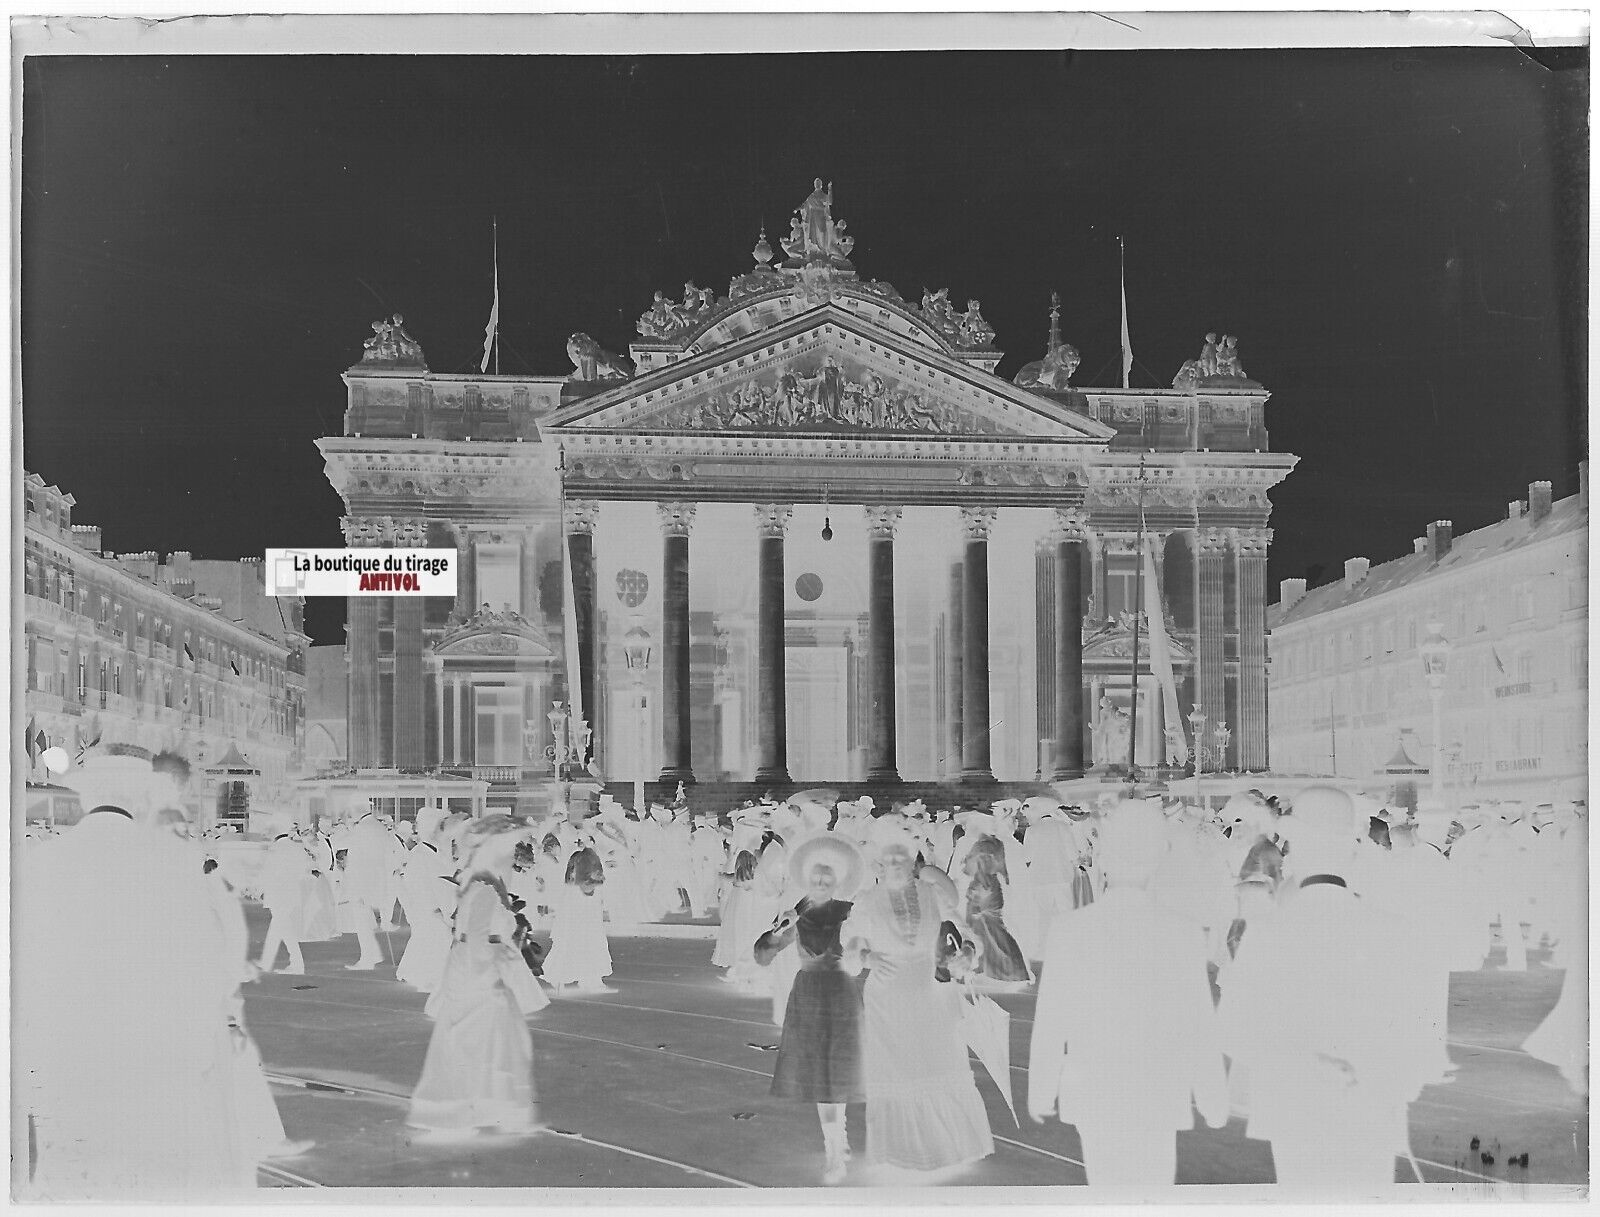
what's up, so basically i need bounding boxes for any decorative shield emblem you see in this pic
[616,569,650,608]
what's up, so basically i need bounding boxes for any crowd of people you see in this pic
[16,753,1587,1197]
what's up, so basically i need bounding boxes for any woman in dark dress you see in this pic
[754,833,866,1185]
[961,836,1033,983]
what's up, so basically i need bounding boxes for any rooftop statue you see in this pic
[920,287,962,342]
[360,314,427,368]
[956,299,996,349]
[780,179,856,269]
[1014,293,1081,390]
[566,333,634,382]
[1173,332,1260,389]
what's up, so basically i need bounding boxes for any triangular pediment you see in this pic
[546,306,1115,443]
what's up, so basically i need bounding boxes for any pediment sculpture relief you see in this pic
[645,358,1005,435]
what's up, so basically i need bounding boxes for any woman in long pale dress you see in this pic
[845,823,994,1173]
[409,829,542,1137]
[542,845,614,992]
[712,850,766,983]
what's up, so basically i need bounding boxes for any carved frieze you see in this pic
[1087,483,1197,512]
[567,456,692,483]
[642,358,1003,436]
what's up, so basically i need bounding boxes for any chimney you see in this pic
[1413,537,1427,555]
[70,524,102,555]
[1279,577,1307,608]
[1528,480,1553,523]
[1426,520,1453,562]
[1343,557,1370,589]
[1508,499,1525,520]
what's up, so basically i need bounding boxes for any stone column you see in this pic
[864,506,902,783]
[1051,507,1090,780]
[342,515,386,768]
[754,504,793,785]
[564,499,601,765]
[451,524,477,620]
[1235,527,1271,771]
[946,562,964,778]
[658,503,696,785]
[1196,527,1229,756]
[960,506,998,783]
[390,518,427,768]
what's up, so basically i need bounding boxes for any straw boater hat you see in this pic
[787,833,866,900]
[1023,795,1068,823]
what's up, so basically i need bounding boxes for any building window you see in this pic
[114,663,122,695]
[473,684,526,766]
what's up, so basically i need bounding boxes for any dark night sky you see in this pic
[19,48,1587,646]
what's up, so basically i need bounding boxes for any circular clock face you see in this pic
[795,572,824,603]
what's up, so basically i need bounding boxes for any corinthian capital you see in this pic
[959,506,998,541]
[656,502,697,538]
[1196,526,1231,556]
[864,505,902,540]
[342,515,390,547]
[1233,526,1273,557]
[754,504,793,538]
[390,517,428,548]
[564,498,600,536]
[1052,506,1091,544]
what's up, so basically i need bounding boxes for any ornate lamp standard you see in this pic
[544,701,589,781]
[1213,721,1232,774]
[1188,707,1208,777]
[1419,622,1452,810]
[623,624,653,811]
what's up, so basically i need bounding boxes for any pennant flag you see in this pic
[1491,645,1506,675]
[1143,535,1188,767]
[1119,238,1134,390]
[480,218,500,374]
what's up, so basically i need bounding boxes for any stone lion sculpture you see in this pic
[566,333,634,382]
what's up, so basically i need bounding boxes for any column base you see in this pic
[753,767,791,786]
[958,769,998,785]
[1049,766,1085,782]
[657,767,696,786]
[864,768,902,784]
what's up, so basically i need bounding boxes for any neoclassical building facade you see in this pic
[320,185,1297,804]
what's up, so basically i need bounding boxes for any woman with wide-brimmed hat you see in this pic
[843,818,994,1176]
[408,816,545,1139]
[754,832,867,1184]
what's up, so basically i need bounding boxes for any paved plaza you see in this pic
[234,906,1587,1195]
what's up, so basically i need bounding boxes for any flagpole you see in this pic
[493,217,500,376]
[1126,451,1146,782]
[1119,236,1132,390]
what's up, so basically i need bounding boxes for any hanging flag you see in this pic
[1143,535,1188,767]
[480,218,500,374]
[230,658,241,677]
[561,507,587,766]
[183,642,195,663]
[34,726,48,760]
[24,715,39,764]
[1491,645,1506,675]
[1119,238,1134,390]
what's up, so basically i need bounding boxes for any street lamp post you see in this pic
[623,624,653,813]
[1419,622,1452,811]
[1213,721,1231,774]
[1188,707,1208,778]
